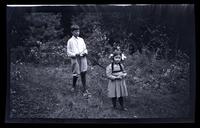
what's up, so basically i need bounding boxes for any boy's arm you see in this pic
[81,39,88,56]
[67,40,76,57]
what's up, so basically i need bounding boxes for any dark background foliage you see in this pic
[7,5,194,65]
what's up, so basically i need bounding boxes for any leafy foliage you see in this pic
[10,13,70,65]
[71,11,186,67]
[9,8,192,66]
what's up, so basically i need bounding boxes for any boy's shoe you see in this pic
[83,90,91,97]
[70,87,76,92]
[87,94,92,98]
[83,92,87,97]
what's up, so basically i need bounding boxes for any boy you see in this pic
[67,24,91,97]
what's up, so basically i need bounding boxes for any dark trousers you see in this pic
[72,71,87,92]
[111,97,124,108]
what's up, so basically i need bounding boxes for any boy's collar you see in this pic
[72,35,79,39]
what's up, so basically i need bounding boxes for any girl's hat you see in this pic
[109,47,127,60]
[113,50,121,56]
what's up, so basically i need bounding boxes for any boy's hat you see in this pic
[71,24,80,31]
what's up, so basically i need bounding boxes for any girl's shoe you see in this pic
[120,107,128,111]
[113,106,117,110]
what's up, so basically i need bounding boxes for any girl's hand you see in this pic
[115,76,122,80]
[111,76,118,80]
[122,73,127,78]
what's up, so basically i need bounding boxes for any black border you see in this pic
[4,0,196,4]
[1,0,199,127]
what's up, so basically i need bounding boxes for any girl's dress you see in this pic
[106,63,128,98]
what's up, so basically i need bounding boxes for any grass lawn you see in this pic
[8,61,191,119]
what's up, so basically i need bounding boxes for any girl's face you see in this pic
[113,55,121,63]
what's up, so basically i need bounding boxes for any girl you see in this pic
[106,50,128,111]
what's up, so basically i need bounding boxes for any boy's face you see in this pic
[72,29,80,37]
[113,55,121,63]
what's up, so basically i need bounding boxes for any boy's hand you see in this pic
[76,54,80,57]
[71,56,76,59]
[82,53,87,57]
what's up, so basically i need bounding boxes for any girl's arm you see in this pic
[106,65,117,80]
[121,64,127,78]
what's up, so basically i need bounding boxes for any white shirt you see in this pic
[67,36,88,57]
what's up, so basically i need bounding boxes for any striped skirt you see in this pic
[107,79,128,98]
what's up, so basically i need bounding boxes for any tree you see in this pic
[71,13,111,66]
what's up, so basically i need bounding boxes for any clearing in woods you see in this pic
[9,61,191,119]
